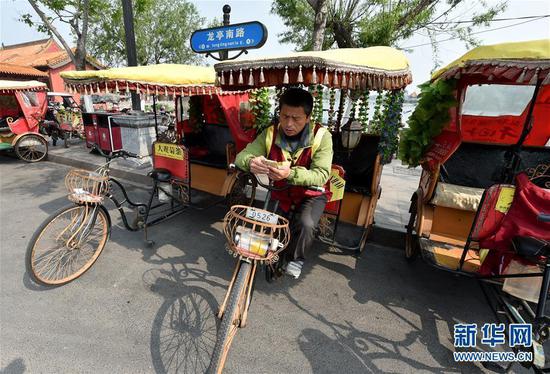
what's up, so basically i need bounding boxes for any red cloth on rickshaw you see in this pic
[479,173,550,275]
[216,93,255,152]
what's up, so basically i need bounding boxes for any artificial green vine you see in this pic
[398,79,457,167]
[358,89,370,131]
[369,90,385,134]
[328,87,336,128]
[378,89,405,164]
[249,87,271,134]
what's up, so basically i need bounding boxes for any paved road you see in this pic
[1,155,504,373]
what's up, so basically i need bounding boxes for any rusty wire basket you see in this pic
[65,169,110,204]
[223,205,290,263]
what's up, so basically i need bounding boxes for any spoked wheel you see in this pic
[209,261,251,374]
[26,205,110,286]
[14,134,48,162]
[227,173,257,207]
[405,196,419,261]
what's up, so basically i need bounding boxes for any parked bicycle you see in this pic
[26,146,189,286]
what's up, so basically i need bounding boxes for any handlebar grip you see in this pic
[307,186,325,193]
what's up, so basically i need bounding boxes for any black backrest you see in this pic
[333,134,380,194]
[441,142,550,189]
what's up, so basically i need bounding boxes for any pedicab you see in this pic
[40,92,84,147]
[214,46,412,253]
[399,39,550,371]
[25,64,254,286]
[61,64,254,207]
[206,46,412,373]
[0,80,49,162]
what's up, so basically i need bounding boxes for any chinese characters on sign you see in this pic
[190,21,267,54]
[453,323,532,349]
[154,143,184,161]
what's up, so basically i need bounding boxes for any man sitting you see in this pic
[235,88,333,279]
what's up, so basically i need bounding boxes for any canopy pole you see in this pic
[152,95,159,137]
[504,79,542,183]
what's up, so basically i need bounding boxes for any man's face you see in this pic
[279,104,310,137]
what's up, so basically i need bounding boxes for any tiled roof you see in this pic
[0,38,103,69]
[0,63,48,77]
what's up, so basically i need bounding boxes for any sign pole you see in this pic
[219,5,231,61]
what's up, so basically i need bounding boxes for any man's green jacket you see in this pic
[235,122,333,187]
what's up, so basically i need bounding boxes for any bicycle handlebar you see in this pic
[92,144,139,160]
[229,164,325,193]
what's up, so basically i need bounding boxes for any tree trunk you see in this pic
[74,0,90,70]
[311,0,329,51]
[331,21,355,48]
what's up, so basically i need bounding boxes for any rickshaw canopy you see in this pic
[0,80,48,133]
[61,64,220,96]
[432,39,550,84]
[214,46,412,90]
[0,80,47,93]
[401,39,550,170]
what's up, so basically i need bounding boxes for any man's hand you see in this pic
[249,156,270,175]
[267,165,291,181]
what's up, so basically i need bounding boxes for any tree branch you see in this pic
[27,0,77,65]
[395,0,438,30]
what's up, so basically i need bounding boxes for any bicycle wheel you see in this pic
[26,205,110,285]
[209,261,252,374]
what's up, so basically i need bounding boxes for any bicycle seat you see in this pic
[148,168,172,182]
[512,236,550,259]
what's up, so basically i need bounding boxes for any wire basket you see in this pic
[223,205,290,263]
[65,169,110,204]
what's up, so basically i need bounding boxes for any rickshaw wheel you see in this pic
[405,197,419,261]
[26,205,110,286]
[14,134,48,162]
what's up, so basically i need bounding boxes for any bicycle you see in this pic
[26,146,189,286]
[208,167,327,373]
[207,168,291,373]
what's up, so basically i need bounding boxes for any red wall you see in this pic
[48,62,97,102]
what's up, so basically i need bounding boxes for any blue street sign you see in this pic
[190,21,267,54]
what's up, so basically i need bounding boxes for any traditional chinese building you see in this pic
[0,38,102,92]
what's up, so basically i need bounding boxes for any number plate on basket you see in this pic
[246,207,278,224]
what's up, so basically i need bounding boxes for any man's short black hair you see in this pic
[279,87,314,117]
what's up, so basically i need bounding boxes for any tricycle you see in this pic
[0,80,49,162]
[40,91,84,147]
[25,63,255,286]
[399,39,550,372]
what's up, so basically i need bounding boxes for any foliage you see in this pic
[87,0,205,66]
[21,0,106,70]
[357,89,369,130]
[272,0,507,57]
[398,79,457,167]
[369,90,384,134]
[249,88,272,134]
[378,89,404,164]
